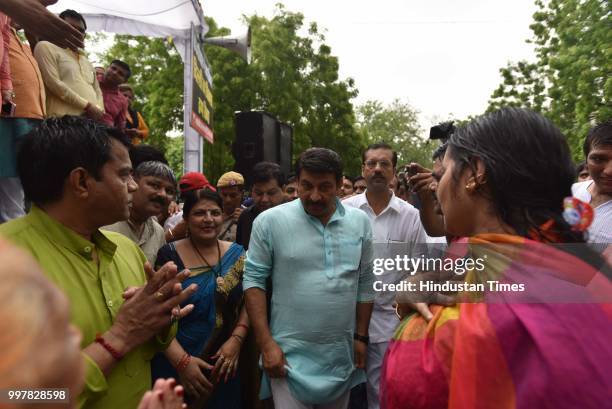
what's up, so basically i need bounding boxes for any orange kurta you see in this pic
[7,27,45,119]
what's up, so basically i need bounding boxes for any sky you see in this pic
[202,0,538,129]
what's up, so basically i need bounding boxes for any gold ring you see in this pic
[154,291,164,301]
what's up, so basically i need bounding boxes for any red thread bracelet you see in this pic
[95,333,123,361]
[176,353,191,372]
[234,323,249,333]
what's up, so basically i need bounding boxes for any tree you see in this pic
[100,4,364,182]
[165,136,184,178]
[356,99,434,167]
[204,5,364,179]
[488,0,611,158]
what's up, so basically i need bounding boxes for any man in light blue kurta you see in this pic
[244,147,375,409]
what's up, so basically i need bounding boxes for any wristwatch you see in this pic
[354,333,369,345]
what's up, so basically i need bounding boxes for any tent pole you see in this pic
[183,24,203,173]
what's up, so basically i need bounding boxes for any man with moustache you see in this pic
[103,160,176,265]
[343,142,427,409]
[0,116,196,409]
[235,161,285,250]
[216,171,245,241]
[245,148,375,409]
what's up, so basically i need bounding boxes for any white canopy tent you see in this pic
[49,0,211,173]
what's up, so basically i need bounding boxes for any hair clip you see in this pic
[562,197,593,232]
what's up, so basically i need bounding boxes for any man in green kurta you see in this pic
[0,116,198,408]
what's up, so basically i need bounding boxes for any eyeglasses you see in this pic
[364,160,392,170]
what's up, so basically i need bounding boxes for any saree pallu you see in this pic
[380,234,612,409]
[152,242,246,409]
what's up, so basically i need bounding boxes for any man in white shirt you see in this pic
[572,121,612,255]
[343,142,427,409]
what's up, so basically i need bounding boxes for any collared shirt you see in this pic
[102,217,166,265]
[7,27,45,119]
[343,191,428,343]
[572,180,612,250]
[235,205,261,250]
[0,206,174,409]
[244,199,375,404]
[97,73,127,129]
[34,41,103,117]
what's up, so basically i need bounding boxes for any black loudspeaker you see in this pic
[233,111,292,187]
[277,122,293,178]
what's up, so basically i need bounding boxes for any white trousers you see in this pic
[366,342,389,409]
[270,378,351,409]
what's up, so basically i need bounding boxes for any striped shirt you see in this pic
[572,180,612,249]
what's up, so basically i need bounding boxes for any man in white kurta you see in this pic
[343,143,427,409]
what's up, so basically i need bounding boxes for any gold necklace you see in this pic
[190,237,224,286]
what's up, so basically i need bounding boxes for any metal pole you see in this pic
[183,24,203,173]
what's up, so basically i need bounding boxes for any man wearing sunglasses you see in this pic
[34,9,105,121]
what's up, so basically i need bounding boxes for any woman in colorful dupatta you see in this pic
[380,108,612,409]
[152,188,249,409]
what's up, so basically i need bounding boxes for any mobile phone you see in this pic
[406,164,418,177]
[1,101,16,117]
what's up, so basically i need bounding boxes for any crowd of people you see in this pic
[1,3,148,223]
[0,2,611,409]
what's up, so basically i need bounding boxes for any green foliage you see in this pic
[98,5,364,182]
[165,136,185,178]
[204,5,364,180]
[488,0,611,159]
[356,99,434,167]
